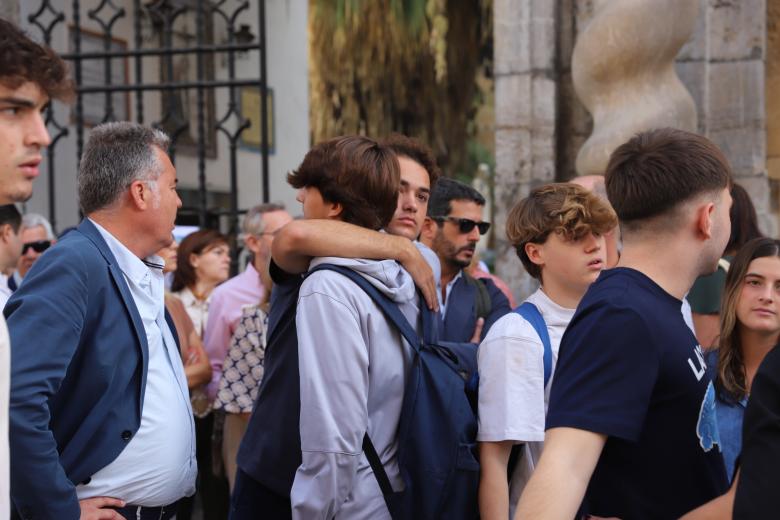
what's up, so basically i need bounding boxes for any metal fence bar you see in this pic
[258,0,269,203]
[74,78,265,93]
[60,42,261,60]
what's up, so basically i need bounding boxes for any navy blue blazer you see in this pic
[441,274,511,343]
[6,219,178,519]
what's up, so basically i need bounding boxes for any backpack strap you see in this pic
[515,302,552,386]
[463,271,492,320]
[506,301,553,482]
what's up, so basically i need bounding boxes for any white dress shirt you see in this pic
[440,270,463,319]
[76,220,197,506]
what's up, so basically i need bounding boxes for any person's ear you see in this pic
[189,252,200,270]
[244,234,262,255]
[420,217,437,242]
[326,201,343,220]
[696,201,716,240]
[525,242,545,267]
[0,225,11,245]
[128,180,151,210]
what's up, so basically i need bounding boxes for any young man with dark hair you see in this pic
[268,134,442,309]
[232,136,421,519]
[516,128,733,519]
[0,19,73,204]
[420,177,511,342]
[0,19,73,519]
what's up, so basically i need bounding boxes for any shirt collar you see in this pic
[89,218,164,284]
[446,270,463,290]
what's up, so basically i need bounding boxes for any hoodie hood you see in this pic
[308,256,417,304]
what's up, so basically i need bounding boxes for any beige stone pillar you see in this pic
[572,0,699,176]
[493,0,557,299]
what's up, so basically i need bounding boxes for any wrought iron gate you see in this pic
[26,0,270,270]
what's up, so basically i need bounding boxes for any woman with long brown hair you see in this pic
[708,237,780,481]
[170,229,231,519]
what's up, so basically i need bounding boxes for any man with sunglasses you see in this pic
[8,213,54,292]
[420,177,511,343]
[0,205,23,308]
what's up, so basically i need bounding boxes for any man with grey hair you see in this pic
[7,212,56,292]
[6,122,195,519]
[204,203,292,399]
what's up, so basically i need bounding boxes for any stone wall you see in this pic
[676,0,772,235]
[493,0,558,298]
[767,0,780,227]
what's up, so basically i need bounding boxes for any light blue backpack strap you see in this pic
[515,302,552,387]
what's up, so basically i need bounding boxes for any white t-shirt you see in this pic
[477,288,575,519]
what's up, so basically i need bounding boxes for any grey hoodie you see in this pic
[290,256,420,519]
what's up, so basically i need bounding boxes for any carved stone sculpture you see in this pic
[572,0,699,175]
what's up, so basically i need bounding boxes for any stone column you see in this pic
[572,0,700,176]
[677,0,772,235]
[493,0,557,299]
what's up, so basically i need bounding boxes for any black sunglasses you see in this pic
[22,240,51,254]
[431,216,491,235]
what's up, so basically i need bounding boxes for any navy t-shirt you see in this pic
[546,268,728,519]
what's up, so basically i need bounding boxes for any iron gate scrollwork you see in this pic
[26,0,270,273]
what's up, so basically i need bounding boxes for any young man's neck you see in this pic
[539,279,586,310]
[617,236,703,300]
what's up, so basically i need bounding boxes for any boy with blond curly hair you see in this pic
[477,182,617,519]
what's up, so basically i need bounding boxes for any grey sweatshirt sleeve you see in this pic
[291,286,369,519]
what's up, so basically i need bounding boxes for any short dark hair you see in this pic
[287,136,400,230]
[506,183,618,280]
[726,183,763,253]
[426,177,485,217]
[382,134,441,189]
[171,229,229,292]
[605,128,732,228]
[0,19,74,101]
[0,205,21,233]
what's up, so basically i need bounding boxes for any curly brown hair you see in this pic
[506,183,618,280]
[0,19,74,101]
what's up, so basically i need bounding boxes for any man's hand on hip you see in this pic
[79,496,126,519]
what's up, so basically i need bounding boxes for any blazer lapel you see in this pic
[77,220,150,403]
